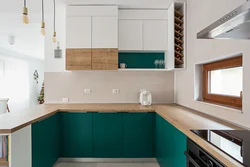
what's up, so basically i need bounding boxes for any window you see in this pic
[203,56,242,109]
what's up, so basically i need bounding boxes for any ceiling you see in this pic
[0,22,44,60]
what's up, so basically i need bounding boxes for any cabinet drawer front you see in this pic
[66,49,91,70]
[92,48,118,70]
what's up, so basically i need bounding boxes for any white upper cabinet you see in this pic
[119,20,143,50]
[66,17,92,48]
[118,10,168,51]
[66,6,118,49]
[92,17,118,48]
[143,20,168,51]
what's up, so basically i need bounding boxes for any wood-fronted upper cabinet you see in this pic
[66,17,92,48]
[66,6,118,71]
[66,49,91,70]
[92,48,118,70]
[92,17,118,48]
[143,20,168,51]
[118,20,143,50]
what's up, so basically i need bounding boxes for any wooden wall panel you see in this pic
[92,48,118,70]
[66,49,92,70]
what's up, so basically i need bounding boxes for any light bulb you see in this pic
[52,31,56,43]
[41,22,46,36]
[41,28,46,36]
[22,7,29,24]
[23,14,29,24]
[53,37,57,43]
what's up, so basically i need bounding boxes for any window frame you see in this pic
[202,56,242,109]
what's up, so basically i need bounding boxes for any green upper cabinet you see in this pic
[93,112,123,158]
[156,114,186,167]
[32,114,60,167]
[60,112,93,157]
[122,112,155,158]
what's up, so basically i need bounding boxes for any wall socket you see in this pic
[62,98,69,103]
[84,89,92,94]
[113,89,120,94]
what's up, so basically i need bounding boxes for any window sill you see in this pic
[194,100,243,114]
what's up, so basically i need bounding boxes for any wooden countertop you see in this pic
[0,103,246,167]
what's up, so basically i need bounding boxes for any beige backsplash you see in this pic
[45,71,174,104]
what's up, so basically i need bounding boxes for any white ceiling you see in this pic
[0,22,44,60]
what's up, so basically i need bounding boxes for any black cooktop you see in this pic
[191,130,250,167]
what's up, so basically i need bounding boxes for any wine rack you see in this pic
[174,9,184,67]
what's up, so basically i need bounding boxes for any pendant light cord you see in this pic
[53,0,56,32]
[24,0,27,7]
[42,0,44,21]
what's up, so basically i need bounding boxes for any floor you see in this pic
[55,162,160,167]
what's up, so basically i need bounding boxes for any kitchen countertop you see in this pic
[0,103,246,167]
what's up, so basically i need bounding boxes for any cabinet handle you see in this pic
[184,151,200,167]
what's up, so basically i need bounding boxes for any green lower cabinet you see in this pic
[123,112,155,158]
[156,114,187,167]
[93,113,123,157]
[32,114,60,167]
[60,112,93,157]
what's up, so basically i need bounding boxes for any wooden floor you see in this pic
[55,162,160,167]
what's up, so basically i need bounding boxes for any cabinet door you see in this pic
[92,17,118,48]
[119,20,143,50]
[143,20,168,51]
[66,17,91,48]
[123,112,155,158]
[66,49,92,70]
[60,112,93,157]
[156,114,186,167]
[32,114,60,167]
[93,113,123,157]
[92,48,118,70]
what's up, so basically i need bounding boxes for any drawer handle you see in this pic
[184,151,201,167]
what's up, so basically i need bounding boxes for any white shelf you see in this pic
[118,69,170,71]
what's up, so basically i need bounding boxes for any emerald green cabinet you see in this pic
[93,113,123,157]
[32,114,60,167]
[156,114,186,167]
[60,112,93,157]
[123,112,155,157]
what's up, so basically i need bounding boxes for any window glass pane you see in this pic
[210,67,242,97]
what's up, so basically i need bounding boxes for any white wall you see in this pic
[175,0,250,128]
[0,47,44,111]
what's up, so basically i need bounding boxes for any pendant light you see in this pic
[52,0,57,43]
[23,0,29,24]
[41,0,46,36]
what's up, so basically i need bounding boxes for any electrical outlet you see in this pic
[62,98,69,103]
[84,89,92,94]
[113,89,120,94]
